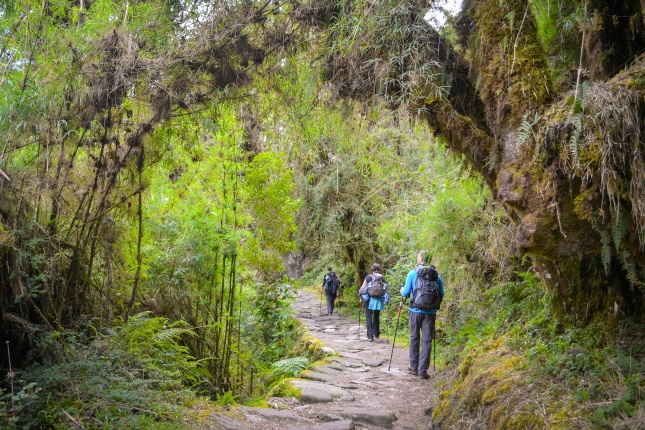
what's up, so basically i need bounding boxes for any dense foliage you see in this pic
[0,1,306,423]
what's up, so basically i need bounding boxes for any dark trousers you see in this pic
[325,293,336,315]
[365,307,381,339]
[409,311,436,373]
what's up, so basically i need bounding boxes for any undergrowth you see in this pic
[1,313,209,429]
[435,270,645,428]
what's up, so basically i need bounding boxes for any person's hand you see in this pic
[400,286,404,295]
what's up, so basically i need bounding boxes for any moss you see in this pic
[488,405,506,429]
[429,343,597,429]
[576,135,602,170]
[550,407,575,429]
[303,335,331,360]
[508,413,542,428]
[265,379,301,399]
[573,185,599,221]
[0,221,14,249]
[244,397,268,408]
[430,398,452,421]
[185,400,249,426]
[439,389,455,401]
[467,0,553,133]
[460,354,474,380]
[481,380,513,405]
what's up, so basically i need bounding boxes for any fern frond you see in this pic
[578,80,590,111]
[487,149,497,173]
[569,128,579,161]
[215,390,237,406]
[271,356,308,377]
[566,114,582,162]
[600,230,612,274]
[153,327,196,343]
[611,207,627,252]
[130,311,154,320]
[517,113,541,147]
[618,249,641,286]
[517,120,532,147]
[547,126,555,142]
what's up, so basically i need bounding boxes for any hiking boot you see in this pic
[407,365,417,375]
[419,371,430,380]
[368,337,374,342]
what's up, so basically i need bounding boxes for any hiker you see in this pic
[358,263,388,341]
[400,250,444,379]
[322,267,340,315]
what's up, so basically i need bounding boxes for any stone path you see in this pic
[207,288,443,430]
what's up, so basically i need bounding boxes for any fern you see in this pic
[487,149,498,173]
[618,249,641,287]
[215,390,237,406]
[11,315,208,429]
[568,114,582,162]
[271,356,308,377]
[547,125,556,142]
[517,113,541,147]
[153,327,196,343]
[611,207,627,252]
[577,80,590,111]
[505,10,516,32]
[600,230,612,274]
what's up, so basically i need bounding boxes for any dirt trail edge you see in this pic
[206,288,445,430]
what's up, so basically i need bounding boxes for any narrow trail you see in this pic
[206,288,446,430]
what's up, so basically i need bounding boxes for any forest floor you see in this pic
[200,288,450,430]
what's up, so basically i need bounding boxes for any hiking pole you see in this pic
[433,318,438,371]
[337,289,340,314]
[320,288,323,315]
[388,298,404,371]
[385,302,389,339]
[358,297,362,339]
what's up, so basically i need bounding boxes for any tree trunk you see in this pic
[431,0,645,318]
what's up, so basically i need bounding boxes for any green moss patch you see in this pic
[432,342,589,429]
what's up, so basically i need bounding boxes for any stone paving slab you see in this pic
[291,379,356,403]
[286,419,355,430]
[301,369,337,382]
[242,406,314,421]
[314,364,345,374]
[327,407,397,429]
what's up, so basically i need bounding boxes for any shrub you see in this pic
[7,314,206,429]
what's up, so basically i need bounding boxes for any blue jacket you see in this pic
[401,265,444,314]
[360,274,388,311]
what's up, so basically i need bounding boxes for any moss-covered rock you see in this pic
[431,343,589,429]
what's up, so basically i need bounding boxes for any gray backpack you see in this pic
[366,273,386,297]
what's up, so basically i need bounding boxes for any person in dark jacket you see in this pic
[322,267,339,315]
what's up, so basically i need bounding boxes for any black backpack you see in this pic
[325,272,339,294]
[410,266,441,311]
[366,273,386,297]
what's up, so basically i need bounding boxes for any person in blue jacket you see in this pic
[359,263,388,341]
[400,250,444,379]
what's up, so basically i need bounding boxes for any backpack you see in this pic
[366,273,386,297]
[325,272,339,295]
[410,266,441,311]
